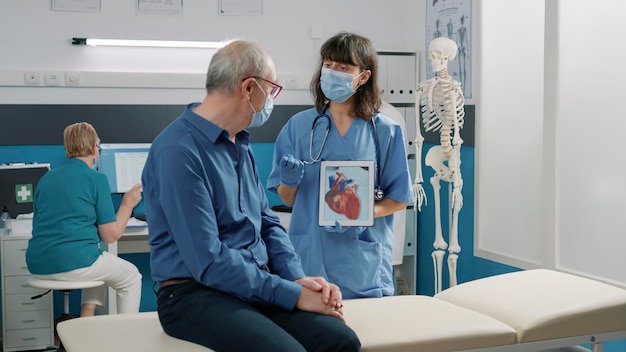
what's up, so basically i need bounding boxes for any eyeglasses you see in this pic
[97,144,102,155]
[245,76,283,99]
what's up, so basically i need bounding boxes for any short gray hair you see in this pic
[205,40,274,94]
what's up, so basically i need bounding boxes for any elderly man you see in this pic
[141,40,361,352]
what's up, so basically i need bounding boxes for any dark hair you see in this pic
[310,32,381,119]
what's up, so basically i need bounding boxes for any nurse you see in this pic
[267,32,414,298]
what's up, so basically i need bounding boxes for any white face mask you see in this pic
[248,80,274,128]
[320,67,365,103]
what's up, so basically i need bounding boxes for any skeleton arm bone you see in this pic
[451,145,463,207]
[447,84,464,255]
[413,86,427,211]
[427,78,438,113]
[448,79,464,212]
[451,80,465,148]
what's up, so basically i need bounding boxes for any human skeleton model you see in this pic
[413,37,465,294]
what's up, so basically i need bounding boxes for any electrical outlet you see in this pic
[310,25,323,39]
[24,71,42,86]
[45,71,63,86]
[65,71,80,86]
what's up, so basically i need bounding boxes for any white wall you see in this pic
[0,0,426,105]
[475,0,546,267]
[555,0,626,286]
[476,0,626,288]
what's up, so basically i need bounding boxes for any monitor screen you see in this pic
[98,143,151,193]
[0,164,51,218]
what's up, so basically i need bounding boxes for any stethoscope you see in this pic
[306,107,385,201]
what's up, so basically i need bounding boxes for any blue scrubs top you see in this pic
[267,107,414,298]
[26,158,116,275]
[142,103,306,311]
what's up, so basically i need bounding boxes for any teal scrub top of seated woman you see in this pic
[26,158,117,275]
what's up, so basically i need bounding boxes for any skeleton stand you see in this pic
[413,37,465,294]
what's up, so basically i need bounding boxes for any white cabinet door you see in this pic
[380,54,417,104]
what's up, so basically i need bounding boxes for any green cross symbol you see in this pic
[15,184,33,203]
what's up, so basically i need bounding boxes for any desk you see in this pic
[106,227,149,256]
[109,212,292,256]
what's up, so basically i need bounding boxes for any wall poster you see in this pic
[426,0,472,98]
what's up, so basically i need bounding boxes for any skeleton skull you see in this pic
[429,37,458,72]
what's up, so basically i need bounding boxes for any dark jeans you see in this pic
[157,280,361,352]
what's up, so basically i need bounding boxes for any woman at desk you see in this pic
[26,122,143,316]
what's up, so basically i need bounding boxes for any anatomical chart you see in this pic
[426,0,472,98]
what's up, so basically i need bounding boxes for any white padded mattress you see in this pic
[434,269,626,343]
[343,295,516,352]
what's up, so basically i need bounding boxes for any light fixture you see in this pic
[71,37,226,49]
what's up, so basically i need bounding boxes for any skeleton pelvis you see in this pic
[425,146,455,183]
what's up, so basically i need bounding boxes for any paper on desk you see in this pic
[5,219,33,234]
[127,217,148,227]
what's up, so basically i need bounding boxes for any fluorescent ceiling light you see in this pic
[71,37,225,49]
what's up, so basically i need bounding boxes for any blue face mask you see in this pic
[320,67,364,103]
[248,81,274,128]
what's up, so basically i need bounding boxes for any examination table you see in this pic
[57,269,626,351]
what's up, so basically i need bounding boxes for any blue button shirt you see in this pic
[142,103,305,311]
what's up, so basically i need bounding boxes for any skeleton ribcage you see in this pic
[418,80,465,134]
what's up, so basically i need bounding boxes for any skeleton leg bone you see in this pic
[432,250,446,294]
[448,138,463,253]
[429,175,447,251]
[448,199,462,254]
[426,146,450,251]
[449,189,463,252]
[448,253,458,288]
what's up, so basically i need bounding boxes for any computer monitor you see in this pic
[98,143,151,193]
[0,164,51,218]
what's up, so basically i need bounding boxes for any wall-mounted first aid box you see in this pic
[0,163,51,219]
